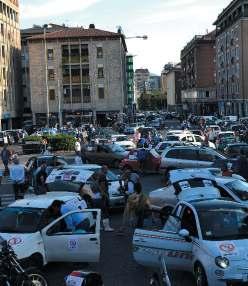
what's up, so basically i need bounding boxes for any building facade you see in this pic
[0,0,21,129]
[27,25,127,126]
[214,0,248,117]
[161,63,183,112]
[21,24,64,122]
[145,74,161,93]
[181,32,217,115]
[134,68,149,102]
[126,54,134,109]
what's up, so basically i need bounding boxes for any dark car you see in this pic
[224,143,248,158]
[85,144,128,168]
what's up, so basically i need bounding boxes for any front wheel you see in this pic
[20,268,49,286]
[195,264,208,286]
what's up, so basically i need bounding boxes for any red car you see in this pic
[120,148,161,173]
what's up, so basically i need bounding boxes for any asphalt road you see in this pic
[43,174,195,286]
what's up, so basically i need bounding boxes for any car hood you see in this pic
[0,232,42,259]
[203,239,248,260]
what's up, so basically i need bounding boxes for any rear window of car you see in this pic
[180,149,198,160]
[166,149,181,159]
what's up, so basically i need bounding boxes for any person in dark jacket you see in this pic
[1,145,11,175]
[233,150,248,180]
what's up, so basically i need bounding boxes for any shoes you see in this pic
[102,219,114,232]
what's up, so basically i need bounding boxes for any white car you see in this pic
[133,199,248,286]
[111,134,136,151]
[46,167,125,208]
[154,141,184,155]
[0,192,101,267]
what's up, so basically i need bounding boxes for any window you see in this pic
[62,45,69,64]
[165,149,180,159]
[81,65,89,83]
[72,85,81,103]
[62,66,70,84]
[46,211,96,235]
[48,69,55,81]
[49,89,55,101]
[98,67,104,78]
[181,207,198,237]
[81,44,89,63]
[98,87,104,99]
[83,85,91,103]
[0,23,4,36]
[198,150,215,162]
[63,85,71,104]
[1,45,5,58]
[70,45,80,63]
[180,149,198,160]
[71,66,80,83]
[2,67,6,80]
[47,49,54,60]
[97,47,103,58]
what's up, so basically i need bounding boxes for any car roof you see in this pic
[46,169,94,184]
[9,192,80,209]
[191,199,244,210]
[169,168,219,183]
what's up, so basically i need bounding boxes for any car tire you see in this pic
[149,273,161,286]
[195,263,208,286]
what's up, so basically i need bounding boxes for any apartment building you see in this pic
[21,24,65,122]
[214,0,248,116]
[161,63,183,112]
[0,0,21,129]
[180,31,217,115]
[27,24,127,126]
[134,68,150,101]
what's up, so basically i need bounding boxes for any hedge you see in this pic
[24,134,76,151]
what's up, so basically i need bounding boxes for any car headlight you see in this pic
[215,256,229,269]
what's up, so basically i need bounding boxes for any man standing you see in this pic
[9,157,25,200]
[1,145,11,175]
[36,161,48,194]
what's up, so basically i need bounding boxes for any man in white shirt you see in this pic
[9,157,25,200]
[75,138,81,154]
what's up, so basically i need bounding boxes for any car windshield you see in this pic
[0,207,44,233]
[198,207,248,240]
[166,135,180,141]
[47,181,80,192]
[225,180,248,201]
[109,144,125,153]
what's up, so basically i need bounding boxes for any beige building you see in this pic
[27,25,127,126]
[0,0,21,129]
[214,0,248,116]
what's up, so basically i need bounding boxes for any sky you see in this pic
[20,0,231,74]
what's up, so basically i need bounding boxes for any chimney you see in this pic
[89,24,95,29]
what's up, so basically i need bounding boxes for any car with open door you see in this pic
[133,199,248,286]
[0,192,101,268]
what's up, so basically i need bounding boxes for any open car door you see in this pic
[41,209,101,263]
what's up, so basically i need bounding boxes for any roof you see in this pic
[192,199,244,210]
[27,27,121,40]
[10,192,80,209]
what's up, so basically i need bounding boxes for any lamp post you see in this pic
[44,24,50,127]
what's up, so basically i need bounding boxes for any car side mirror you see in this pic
[179,229,192,242]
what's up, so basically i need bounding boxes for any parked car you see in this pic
[133,199,248,286]
[85,143,128,168]
[120,148,161,173]
[54,165,126,208]
[0,131,9,146]
[154,141,184,155]
[224,143,248,158]
[111,135,136,150]
[0,192,101,267]
[160,146,226,173]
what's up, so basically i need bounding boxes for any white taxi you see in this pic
[133,199,248,286]
[0,192,101,268]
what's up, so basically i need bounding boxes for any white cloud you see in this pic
[20,0,101,19]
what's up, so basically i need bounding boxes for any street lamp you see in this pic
[125,35,148,40]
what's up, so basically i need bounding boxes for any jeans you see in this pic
[13,183,24,200]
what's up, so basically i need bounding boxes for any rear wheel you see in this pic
[195,264,208,286]
[149,273,161,286]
